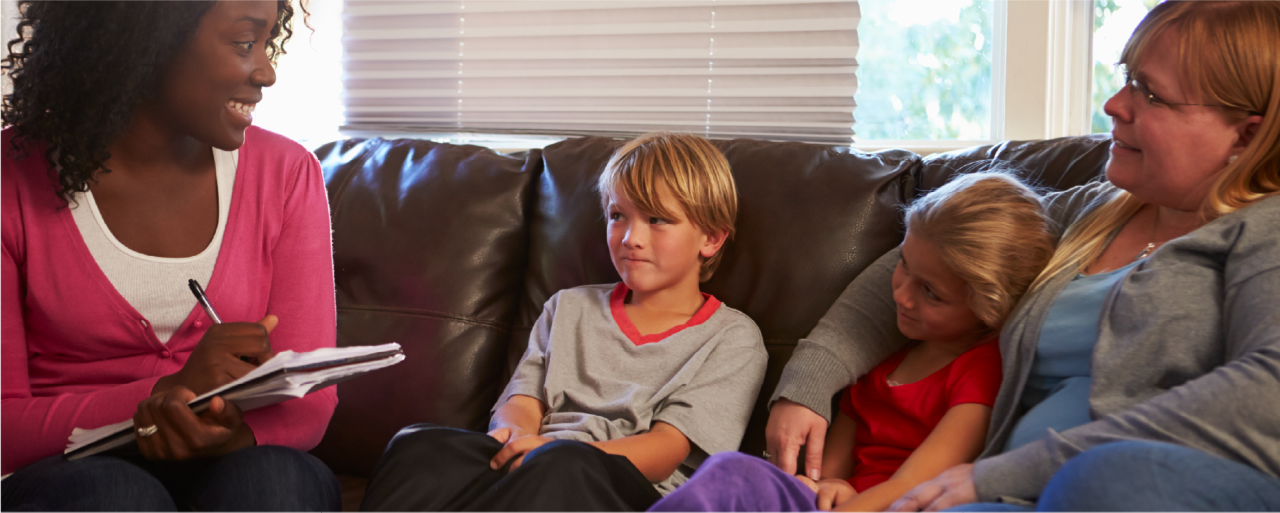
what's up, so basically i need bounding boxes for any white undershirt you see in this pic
[70,149,237,343]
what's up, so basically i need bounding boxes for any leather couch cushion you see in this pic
[311,138,538,476]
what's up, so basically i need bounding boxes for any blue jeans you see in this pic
[950,441,1280,512]
[1,445,340,511]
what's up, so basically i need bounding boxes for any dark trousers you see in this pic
[0,445,340,511]
[361,424,662,511]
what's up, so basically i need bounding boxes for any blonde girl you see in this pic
[650,172,1055,512]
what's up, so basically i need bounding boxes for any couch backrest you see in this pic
[310,134,1112,476]
[311,139,539,475]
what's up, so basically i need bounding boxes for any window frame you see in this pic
[854,0,1096,155]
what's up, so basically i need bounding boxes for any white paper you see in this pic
[65,343,403,455]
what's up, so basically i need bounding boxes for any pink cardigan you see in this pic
[1,127,338,474]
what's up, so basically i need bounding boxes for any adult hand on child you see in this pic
[888,464,978,511]
[489,432,553,472]
[153,315,279,397]
[133,386,256,461]
[766,398,829,480]
[795,474,821,493]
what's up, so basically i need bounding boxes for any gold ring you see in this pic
[136,425,158,438]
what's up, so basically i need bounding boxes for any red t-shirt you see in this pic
[839,340,1002,492]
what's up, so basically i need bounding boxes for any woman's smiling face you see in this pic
[1103,28,1255,210]
[150,1,278,150]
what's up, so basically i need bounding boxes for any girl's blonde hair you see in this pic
[1035,1,1280,286]
[597,132,738,283]
[905,172,1055,330]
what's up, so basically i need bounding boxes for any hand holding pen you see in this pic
[133,280,275,460]
[188,279,269,364]
[149,281,278,398]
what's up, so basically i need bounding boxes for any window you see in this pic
[1,1,1140,150]
[338,1,860,145]
[255,0,344,149]
[854,0,993,142]
[1,0,17,98]
[1090,0,1157,134]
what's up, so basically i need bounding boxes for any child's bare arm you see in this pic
[834,403,991,512]
[488,394,550,470]
[588,421,691,483]
[489,394,547,439]
[821,410,858,480]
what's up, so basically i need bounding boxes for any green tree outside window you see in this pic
[855,0,992,141]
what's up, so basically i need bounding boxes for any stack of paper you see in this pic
[65,343,404,460]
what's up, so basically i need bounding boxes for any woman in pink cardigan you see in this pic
[1,1,340,510]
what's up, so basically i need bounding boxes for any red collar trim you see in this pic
[609,282,722,346]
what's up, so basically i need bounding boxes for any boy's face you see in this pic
[891,229,988,345]
[605,186,724,294]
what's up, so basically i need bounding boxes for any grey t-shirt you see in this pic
[496,283,768,495]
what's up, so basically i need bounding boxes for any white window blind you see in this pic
[342,1,859,144]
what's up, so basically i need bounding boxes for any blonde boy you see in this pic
[361,132,768,512]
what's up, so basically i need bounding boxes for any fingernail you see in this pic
[808,470,820,481]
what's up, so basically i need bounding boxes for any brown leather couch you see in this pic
[308,134,1113,509]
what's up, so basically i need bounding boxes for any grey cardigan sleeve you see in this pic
[771,180,1119,421]
[770,246,907,421]
[974,196,1280,501]
[771,180,1118,421]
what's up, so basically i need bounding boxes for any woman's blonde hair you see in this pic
[905,172,1055,330]
[1034,1,1280,286]
[597,132,738,283]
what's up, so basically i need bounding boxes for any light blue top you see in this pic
[1004,259,1143,451]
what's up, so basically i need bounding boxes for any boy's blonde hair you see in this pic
[905,172,1055,330]
[597,132,738,283]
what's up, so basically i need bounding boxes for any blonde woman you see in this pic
[767,2,1280,510]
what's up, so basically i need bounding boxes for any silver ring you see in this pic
[137,425,158,438]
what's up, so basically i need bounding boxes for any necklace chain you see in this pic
[1135,206,1160,261]
[1134,242,1156,260]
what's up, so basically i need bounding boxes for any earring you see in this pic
[1229,154,1239,164]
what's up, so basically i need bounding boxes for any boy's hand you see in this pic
[815,478,857,511]
[487,427,513,444]
[489,433,553,471]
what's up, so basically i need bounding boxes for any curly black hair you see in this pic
[2,1,306,201]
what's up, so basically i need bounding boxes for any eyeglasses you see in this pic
[1124,72,1263,116]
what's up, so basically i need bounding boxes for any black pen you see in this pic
[188,279,222,324]
[189,279,259,364]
